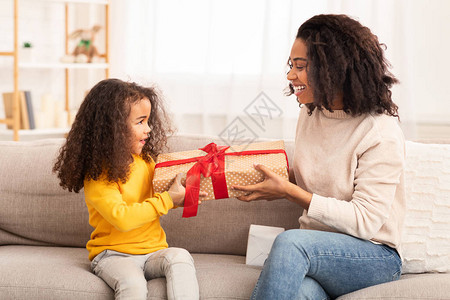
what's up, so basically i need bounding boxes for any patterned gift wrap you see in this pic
[153,140,289,217]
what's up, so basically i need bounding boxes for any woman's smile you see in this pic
[293,85,307,97]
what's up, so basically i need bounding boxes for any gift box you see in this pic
[153,140,289,217]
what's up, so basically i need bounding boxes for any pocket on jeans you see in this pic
[91,250,110,271]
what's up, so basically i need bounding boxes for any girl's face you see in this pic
[128,98,152,155]
[287,38,314,106]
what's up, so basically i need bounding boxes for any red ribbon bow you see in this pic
[183,143,230,217]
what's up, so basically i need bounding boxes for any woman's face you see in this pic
[128,98,151,155]
[287,38,314,106]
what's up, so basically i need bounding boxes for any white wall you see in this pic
[323,0,450,139]
[1,0,450,140]
[403,1,450,123]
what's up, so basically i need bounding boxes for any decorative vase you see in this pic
[20,47,34,63]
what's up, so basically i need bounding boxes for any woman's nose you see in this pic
[287,69,296,81]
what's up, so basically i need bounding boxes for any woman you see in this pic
[233,14,405,299]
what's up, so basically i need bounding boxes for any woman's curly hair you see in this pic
[287,14,399,118]
[53,78,174,193]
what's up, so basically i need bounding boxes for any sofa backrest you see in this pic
[0,135,302,256]
[0,139,91,247]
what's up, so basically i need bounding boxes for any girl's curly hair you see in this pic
[53,78,174,193]
[287,14,399,118]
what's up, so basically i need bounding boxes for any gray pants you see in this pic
[91,247,199,300]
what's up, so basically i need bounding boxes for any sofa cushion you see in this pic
[0,245,111,299]
[337,273,450,300]
[2,245,449,300]
[147,254,261,300]
[0,139,91,247]
[401,141,450,273]
[0,245,259,300]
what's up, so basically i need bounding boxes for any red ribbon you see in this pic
[183,143,229,217]
[155,143,289,218]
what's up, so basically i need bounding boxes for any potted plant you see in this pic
[20,41,34,62]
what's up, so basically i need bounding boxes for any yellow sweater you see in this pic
[84,155,174,261]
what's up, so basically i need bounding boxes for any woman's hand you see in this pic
[168,173,207,207]
[232,164,289,202]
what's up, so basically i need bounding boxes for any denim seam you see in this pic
[308,252,397,260]
[251,277,260,300]
[307,252,402,281]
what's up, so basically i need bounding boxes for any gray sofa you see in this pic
[1,135,449,299]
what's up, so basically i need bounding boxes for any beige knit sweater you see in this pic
[293,107,406,254]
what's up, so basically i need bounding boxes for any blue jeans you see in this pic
[251,230,402,300]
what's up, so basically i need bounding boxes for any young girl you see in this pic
[53,78,199,300]
[233,14,405,299]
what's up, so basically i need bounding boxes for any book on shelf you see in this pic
[24,91,35,129]
[2,91,35,130]
[19,92,30,130]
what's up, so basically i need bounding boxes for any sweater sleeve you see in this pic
[307,137,405,240]
[84,179,174,232]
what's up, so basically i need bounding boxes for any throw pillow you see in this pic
[401,141,450,273]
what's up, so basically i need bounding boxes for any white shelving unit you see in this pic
[18,63,110,69]
[0,127,71,141]
[0,0,110,141]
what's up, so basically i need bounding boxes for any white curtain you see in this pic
[110,0,450,141]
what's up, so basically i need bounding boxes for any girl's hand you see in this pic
[232,164,288,202]
[168,173,185,206]
[168,173,207,207]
